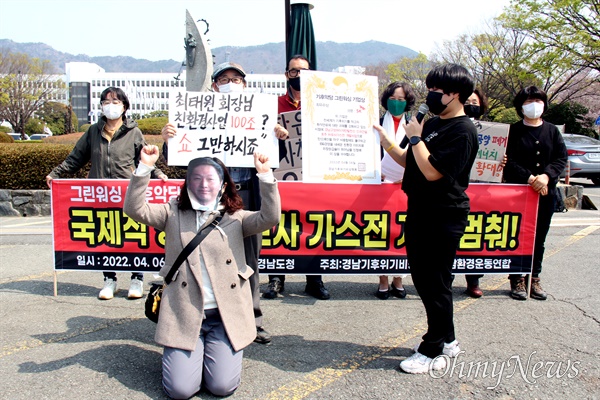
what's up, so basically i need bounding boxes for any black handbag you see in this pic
[145,214,223,323]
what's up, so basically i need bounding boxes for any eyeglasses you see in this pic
[286,68,309,78]
[217,76,244,85]
[101,100,123,106]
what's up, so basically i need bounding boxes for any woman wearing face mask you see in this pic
[374,82,416,300]
[462,87,488,298]
[46,87,167,300]
[464,88,487,121]
[123,146,281,399]
[503,86,567,301]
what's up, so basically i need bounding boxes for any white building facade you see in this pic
[64,62,287,127]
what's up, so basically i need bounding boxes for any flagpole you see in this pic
[285,0,290,66]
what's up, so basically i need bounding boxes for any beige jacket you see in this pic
[123,174,281,352]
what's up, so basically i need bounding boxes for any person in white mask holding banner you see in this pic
[374,81,417,300]
[503,86,567,301]
[123,147,281,399]
[46,87,167,301]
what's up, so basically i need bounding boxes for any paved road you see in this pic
[1,185,599,399]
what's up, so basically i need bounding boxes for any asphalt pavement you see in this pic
[1,186,599,400]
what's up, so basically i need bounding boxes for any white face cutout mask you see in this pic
[522,102,544,119]
[187,183,224,211]
[217,82,244,93]
[102,103,124,120]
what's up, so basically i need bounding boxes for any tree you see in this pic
[545,101,596,136]
[364,61,392,102]
[36,101,78,135]
[385,53,431,103]
[499,0,600,73]
[0,51,64,137]
[432,20,599,119]
[144,110,168,118]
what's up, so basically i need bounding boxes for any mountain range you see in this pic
[0,39,418,74]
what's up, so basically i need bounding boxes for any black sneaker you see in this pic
[254,326,272,344]
[262,278,284,299]
[305,281,330,300]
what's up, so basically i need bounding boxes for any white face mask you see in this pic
[522,102,544,119]
[217,82,244,93]
[102,103,124,120]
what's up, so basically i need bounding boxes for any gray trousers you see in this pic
[162,309,243,399]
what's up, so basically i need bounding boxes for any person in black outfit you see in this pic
[374,64,478,374]
[503,86,567,301]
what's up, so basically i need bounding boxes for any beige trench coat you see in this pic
[123,174,281,352]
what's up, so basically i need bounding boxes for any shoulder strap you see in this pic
[164,214,223,284]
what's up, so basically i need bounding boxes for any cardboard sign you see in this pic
[300,71,381,184]
[470,121,510,183]
[168,91,279,168]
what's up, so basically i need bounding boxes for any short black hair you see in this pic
[380,81,416,112]
[425,64,475,103]
[100,87,130,112]
[513,86,548,119]
[287,54,311,70]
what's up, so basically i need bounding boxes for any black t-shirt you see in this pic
[402,115,478,211]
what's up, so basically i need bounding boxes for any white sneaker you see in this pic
[443,340,461,357]
[128,278,144,299]
[412,340,461,357]
[99,278,117,300]
[400,352,447,374]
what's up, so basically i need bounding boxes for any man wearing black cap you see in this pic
[161,61,289,345]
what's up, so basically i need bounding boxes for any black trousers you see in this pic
[532,192,556,277]
[405,207,468,359]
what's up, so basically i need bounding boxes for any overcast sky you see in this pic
[0,0,512,62]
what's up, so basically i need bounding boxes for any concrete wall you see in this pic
[0,189,51,217]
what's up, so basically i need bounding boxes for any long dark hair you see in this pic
[178,157,244,214]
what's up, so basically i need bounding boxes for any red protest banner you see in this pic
[259,182,538,275]
[52,180,537,275]
[52,179,184,272]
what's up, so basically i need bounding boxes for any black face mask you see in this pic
[425,91,450,115]
[464,104,481,119]
[289,77,301,91]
